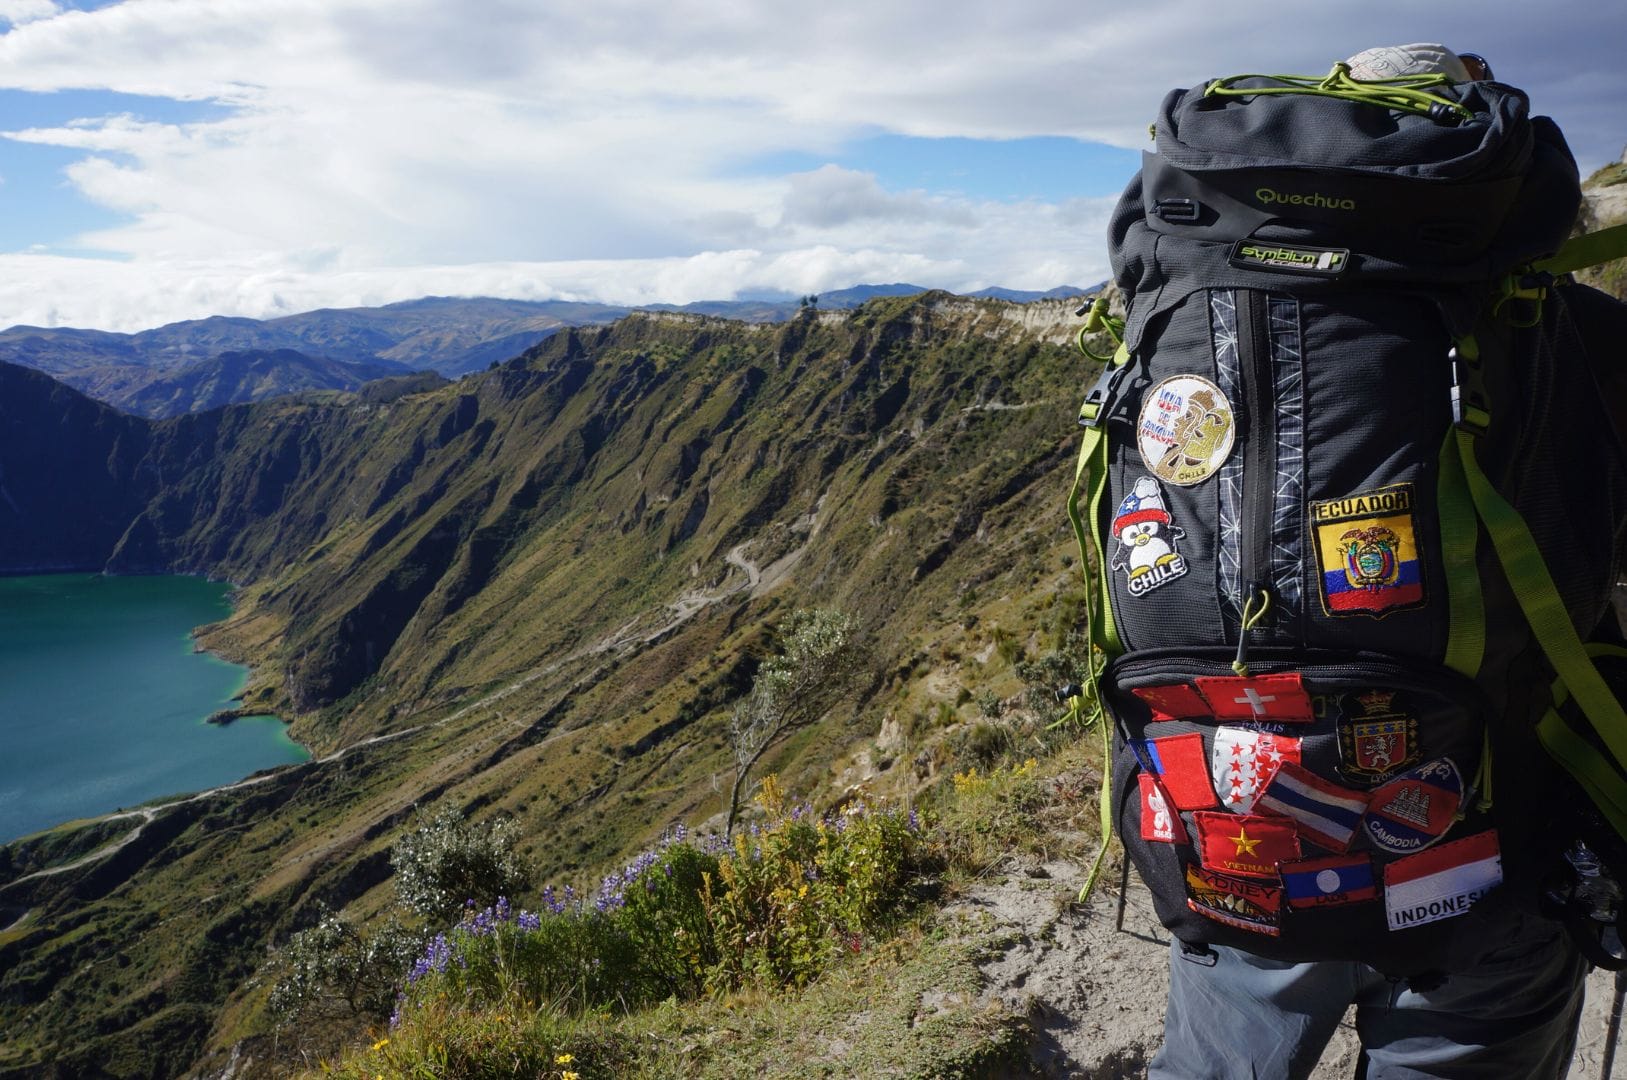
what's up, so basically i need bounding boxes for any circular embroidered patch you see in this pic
[1361,758,1464,855]
[1136,375,1236,486]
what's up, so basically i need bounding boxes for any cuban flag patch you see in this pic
[1211,727,1301,812]
[1281,853,1377,909]
[1133,732,1218,810]
[1185,864,1283,937]
[1194,673,1315,722]
[1255,762,1370,852]
[1384,830,1502,931]
[1139,773,1188,842]
[1195,810,1301,879]
[1362,758,1464,855]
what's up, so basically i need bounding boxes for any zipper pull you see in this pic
[1232,585,1274,677]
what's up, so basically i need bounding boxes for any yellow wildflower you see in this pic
[562,1072,581,1080]
[371,1037,390,1051]
[555,1052,575,1064]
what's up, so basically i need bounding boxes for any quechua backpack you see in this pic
[1069,65,1627,975]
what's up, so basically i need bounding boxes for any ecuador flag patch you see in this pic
[1311,484,1425,618]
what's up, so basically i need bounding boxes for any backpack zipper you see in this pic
[1234,289,1275,671]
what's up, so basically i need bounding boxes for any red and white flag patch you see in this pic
[1132,683,1211,721]
[1195,673,1315,722]
[1195,810,1301,879]
[1383,830,1502,931]
[1134,732,1218,810]
[1139,773,1188,842]
[1212,728,1301,812]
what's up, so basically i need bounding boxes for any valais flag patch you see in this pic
[1211,728,1301,813]
[1194,673,1314,722]
[1139,773,1188,842]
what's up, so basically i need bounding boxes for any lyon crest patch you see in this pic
[1110,477,1189,597]
[1336,690,1421,784]
[1310,484,1425,618]
[1136,374,1235,486]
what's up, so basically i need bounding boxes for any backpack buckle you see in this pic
[1449,344,1491,436]
[1080,359,1131,428]
[1153,198,1202,224]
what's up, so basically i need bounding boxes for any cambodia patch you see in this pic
[1384,830,1502,931]
[1281,853,1377,909]
[1362,759,1464,855]
[1194,673,1315,723]
[1336,690,1422,784]
[1195,810,1301,878]
[1139,773,1188,843]
[1185,864,1284,936]
[1311,484,1425,618]
[1211,727,1302,813]
[1110,477,1189,597]
[1133,732,1218,810]
[1255,762,1370,852]
[1136,375,1235,486]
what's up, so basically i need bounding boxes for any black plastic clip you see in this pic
[1080,359,1129,428]
[1449,344,1490,437]
[1153,198,1201,224]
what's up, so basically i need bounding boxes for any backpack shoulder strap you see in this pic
[1532,222,1627,278]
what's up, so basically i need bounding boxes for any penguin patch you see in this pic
[1136,374,1236,486]
[1111,477,1189,597]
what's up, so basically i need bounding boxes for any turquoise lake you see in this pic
[0,574,310,843]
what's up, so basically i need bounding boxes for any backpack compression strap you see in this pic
[1533,222,1627,279]
[1456,428,1627,838]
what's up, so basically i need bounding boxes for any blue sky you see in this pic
[1,0,1624,331]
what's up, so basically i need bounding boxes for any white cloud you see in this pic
[0,0,1622,329]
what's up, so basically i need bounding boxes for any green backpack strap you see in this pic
[1455,428,1627,838]
[1531,222,1627,278]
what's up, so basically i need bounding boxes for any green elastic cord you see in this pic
[1205,64,1472,122]
[1457,429,1627,823]
[1532,222,1627,278]
[1436,427,1485,678]
[1075,295,1127,365]
[1230,590,1273,677]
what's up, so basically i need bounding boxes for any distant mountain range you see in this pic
[0,284,1092,417]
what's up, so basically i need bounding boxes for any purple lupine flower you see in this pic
[517,910,541,931]
[908,808,921,833]
[495,896,511,922]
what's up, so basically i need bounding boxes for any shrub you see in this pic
[391,805,534,923]
[268,913,421,1026]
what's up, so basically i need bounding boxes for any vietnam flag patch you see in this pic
[1194,673,1315,722]
[1195,810,1301,879]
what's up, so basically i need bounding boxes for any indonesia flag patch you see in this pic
[1134,732,1218,810]
[1194,673,1315,722]
[1255,762,1370,852]
[1384,830,1502,931]
[1212,728,1301,812]
[1281,854,1376,909]
[1139,773,1188,842]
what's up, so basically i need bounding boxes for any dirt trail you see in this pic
[956,855,1622,1078]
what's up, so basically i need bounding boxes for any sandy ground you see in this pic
[953,855,1627,1078]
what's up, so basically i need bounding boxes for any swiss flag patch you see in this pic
[1139,772,1188,842]
[1195,810,1301,879]
[1195,673,1314,722]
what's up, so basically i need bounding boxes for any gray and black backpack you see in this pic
[1069,64,1627,976]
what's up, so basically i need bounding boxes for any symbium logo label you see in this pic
[1255,187,1357,212]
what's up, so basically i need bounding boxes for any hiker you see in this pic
[1069,44,1627,1078]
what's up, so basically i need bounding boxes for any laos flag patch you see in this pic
[1311,484,1425,618]
[1281,854,1376,908]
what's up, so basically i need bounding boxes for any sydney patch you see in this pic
[1211,728,1301,813]
[1185,864,1283,937]
[1311,484,1426,618]
[1136,375,1235,486]
[1384,830,1502,931]
[1110,477,1189,597]
[1362,758,1464,855]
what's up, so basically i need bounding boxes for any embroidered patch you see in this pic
[1110,476,1190,597]
[1134,732,1218,810]
[1336,690,1422,784]
[1228,240,1350,277]
[1311,484,1426,618]
[1131,683,1211,721]
[1195,810,1301,878]
[1255,762,1371,852]
[1185,864,1284,936]
[1211,728,1302,812]
[1384,830,1502,931]
[1362,759,1464,855]
[1136,375,1236,486]
[1139,773,1188,843]
[1281,854,1377,908]
[1194,673,1315,723]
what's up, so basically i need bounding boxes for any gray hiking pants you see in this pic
[1150,912,1587,1079]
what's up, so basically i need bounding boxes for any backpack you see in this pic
[1067,64,1627,976]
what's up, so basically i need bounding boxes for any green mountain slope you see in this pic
[0,293,1101,1078]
